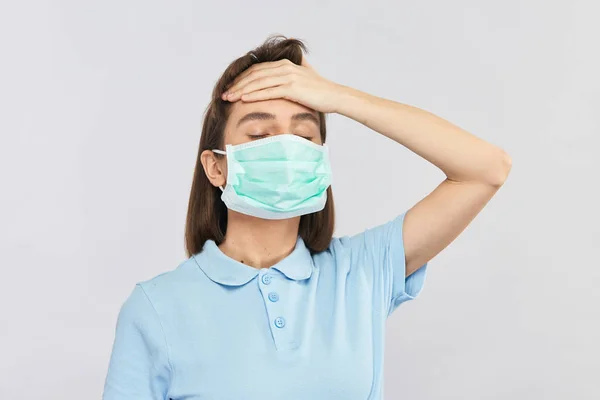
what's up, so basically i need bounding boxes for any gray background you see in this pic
[1,0,598,398]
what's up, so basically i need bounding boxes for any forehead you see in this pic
[226,99,318,125]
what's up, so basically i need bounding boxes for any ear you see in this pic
[200,149,227,188]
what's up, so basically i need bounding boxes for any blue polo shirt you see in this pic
[103,212,428,399]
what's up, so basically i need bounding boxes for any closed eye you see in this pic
[248,133,269,140]
[247,133,315,141]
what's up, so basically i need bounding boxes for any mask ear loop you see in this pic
[212,149,227,192]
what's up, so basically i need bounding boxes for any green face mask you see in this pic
[213,134,332,220]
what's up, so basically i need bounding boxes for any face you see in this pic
[201,99,322,188]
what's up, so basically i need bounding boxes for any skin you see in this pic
[201,58,512,275]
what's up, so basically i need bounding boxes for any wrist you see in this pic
[331,84,371,117]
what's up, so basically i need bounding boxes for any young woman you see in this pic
[103,36,511,399]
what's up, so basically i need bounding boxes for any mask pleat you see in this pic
[233,176,330,210]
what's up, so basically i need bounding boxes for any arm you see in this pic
[333,87,512,275]
[222,58,512,276]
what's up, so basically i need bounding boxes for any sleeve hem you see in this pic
[387,212,428,315]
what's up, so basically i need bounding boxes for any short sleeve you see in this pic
[103,284,171,400]
[347,212,428,317]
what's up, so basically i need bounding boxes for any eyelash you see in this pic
[249,133,269,139]
[249,133,313,141]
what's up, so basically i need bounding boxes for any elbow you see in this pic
[486,149,512,187]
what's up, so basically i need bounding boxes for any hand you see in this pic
[221,58,344,113]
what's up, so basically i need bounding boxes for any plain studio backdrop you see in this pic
[1,0,598,399]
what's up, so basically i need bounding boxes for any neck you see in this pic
[218,211,301,269]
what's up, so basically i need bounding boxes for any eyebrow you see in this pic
[236,112,320,128]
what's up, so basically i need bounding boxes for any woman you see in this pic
[103,36,511,399]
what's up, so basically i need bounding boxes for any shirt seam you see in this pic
[137,283,176,391]
[387,213,407,316]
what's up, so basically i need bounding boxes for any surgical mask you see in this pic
[213,134,332,220]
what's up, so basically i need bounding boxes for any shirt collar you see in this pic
[192,237,314,286]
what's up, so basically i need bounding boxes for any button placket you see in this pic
[258,270,292,350]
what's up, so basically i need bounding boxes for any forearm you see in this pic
[333,85,511,186]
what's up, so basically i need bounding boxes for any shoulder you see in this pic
[320,229,370,262]
[316,214,406,277]
[310,235,356,278]
[131,256,203,307]
[326,214,406,258]
[325,235,353,258]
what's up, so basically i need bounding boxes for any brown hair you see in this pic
[184,35,335,257]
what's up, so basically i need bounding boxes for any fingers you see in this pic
[225,65,294,98]
[224,59,290,94]
[223,66,292,101]
[226,75,291,102]
[232,60,283,85]
[223,59,307,101]
[240,86,288,102]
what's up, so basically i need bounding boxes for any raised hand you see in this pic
[221,58,344,113]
